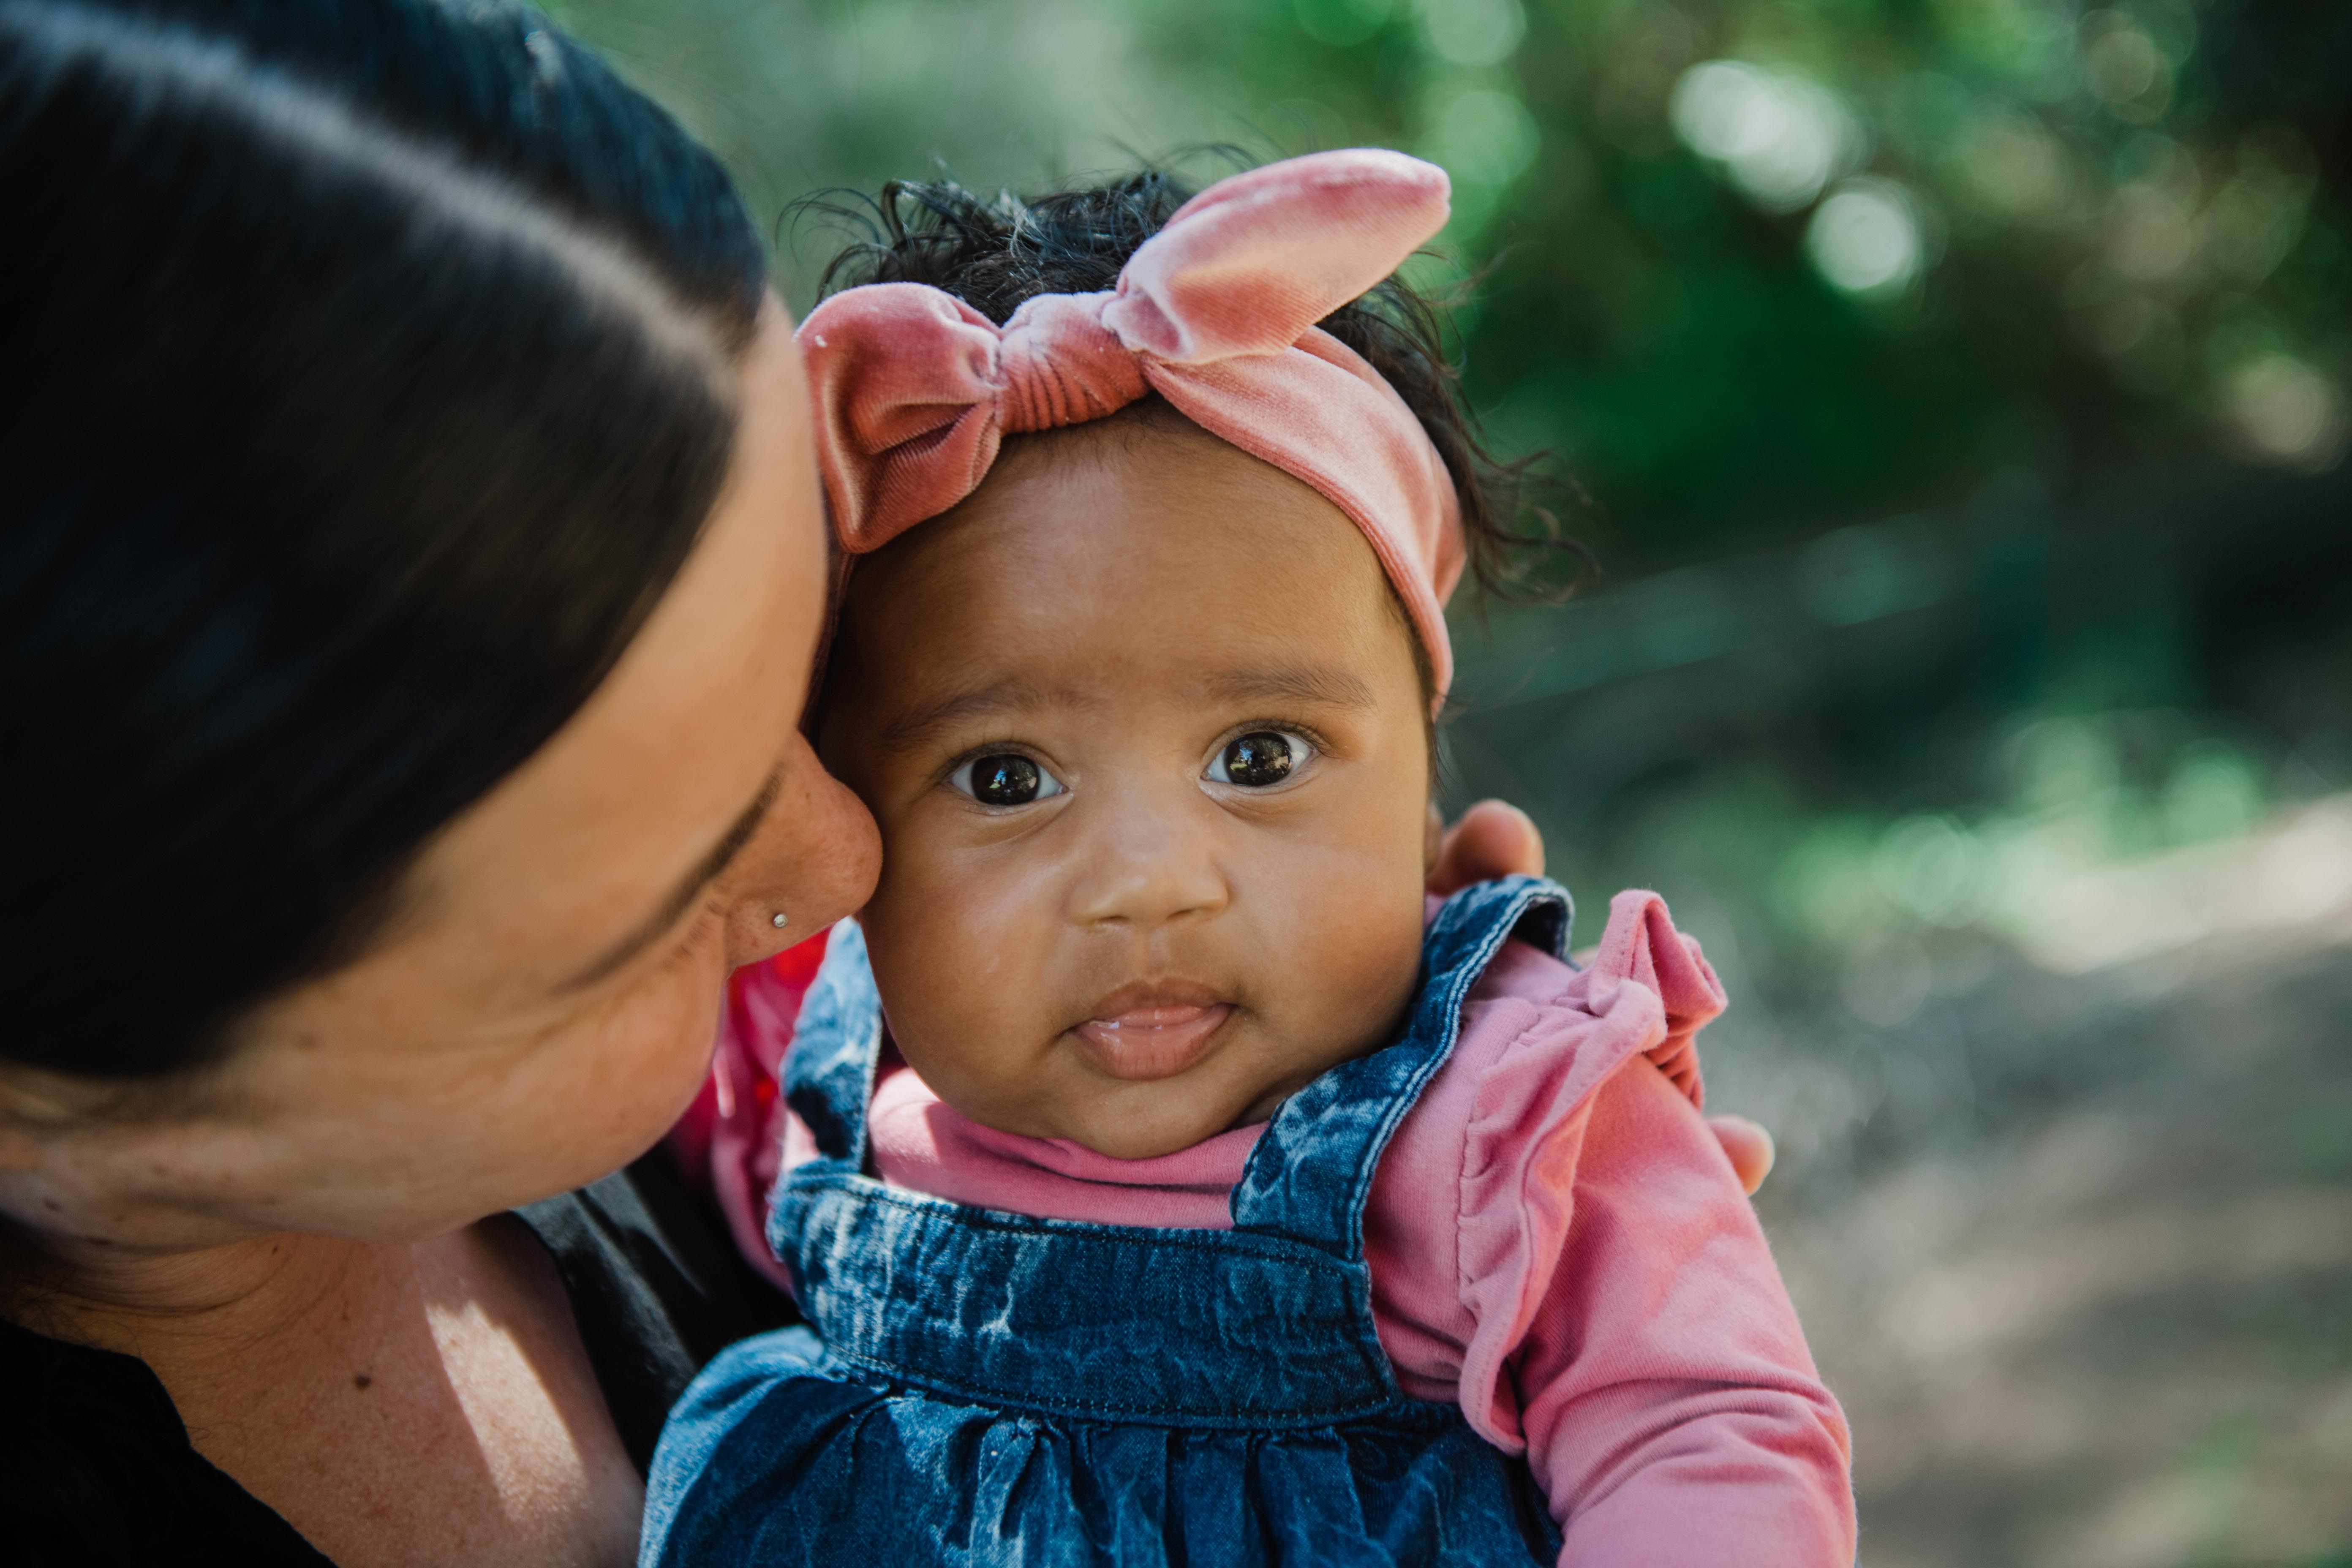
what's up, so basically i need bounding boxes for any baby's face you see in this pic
[820,410,1435,1159]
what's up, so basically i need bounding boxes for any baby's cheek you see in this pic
[1269,860,1428,1054]
[861,838,1060,1099]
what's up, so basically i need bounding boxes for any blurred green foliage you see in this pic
[551,0,2351,979]
[552,0,2351,568]
[545,17,2352,1546]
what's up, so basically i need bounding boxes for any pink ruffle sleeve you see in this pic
[1366,889,1854,1562]
[1518,1045,1856,1561]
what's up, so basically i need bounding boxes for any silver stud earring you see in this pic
[770,912,790,929]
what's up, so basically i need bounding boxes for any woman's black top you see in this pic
[0,1154,795,1566]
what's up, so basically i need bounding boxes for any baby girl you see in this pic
[643,152,1854,1565]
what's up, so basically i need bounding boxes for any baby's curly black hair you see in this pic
[803,163,1580,606]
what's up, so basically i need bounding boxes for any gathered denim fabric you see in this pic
[641,876,1576,1567]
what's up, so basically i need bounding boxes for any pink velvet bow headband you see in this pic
[797,149,1466,696]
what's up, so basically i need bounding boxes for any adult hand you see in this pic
[1426,798,1547,896]
[1425,800,1778,1196]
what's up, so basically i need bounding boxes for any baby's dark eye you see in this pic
[952,752,1066,807]
[1207,731,1313,789]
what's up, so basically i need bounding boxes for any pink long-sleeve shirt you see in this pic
[682,890,1856,1564]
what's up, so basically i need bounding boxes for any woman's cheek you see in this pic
[588,945,735,1123]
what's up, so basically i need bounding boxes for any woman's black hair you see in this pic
[804,162,1578,608]
[0,0,770,1077]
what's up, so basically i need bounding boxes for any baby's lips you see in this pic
[1089,1000,1219,1032]
[1076,977,1233,1030]
[1067,988,1236,1082]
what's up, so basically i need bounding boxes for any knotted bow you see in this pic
[797,149,1466,695]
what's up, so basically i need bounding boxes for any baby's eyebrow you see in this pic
[875,666,1375,756]
[878,678,1062,755]
[1200,664,1378,710]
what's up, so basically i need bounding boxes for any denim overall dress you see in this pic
[640,875,1576,1568]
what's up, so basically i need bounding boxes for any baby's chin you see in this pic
[1040,1068,1309,1162]
[1053,1114,1252,1162]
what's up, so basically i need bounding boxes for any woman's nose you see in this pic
[1062,796,1231,932]
[723,732,882,966]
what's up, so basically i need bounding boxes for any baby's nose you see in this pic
[1062,808,1231,931]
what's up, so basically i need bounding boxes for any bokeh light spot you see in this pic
[2164,744,2265,843]
[2082,12,2163,105]
[1421,84,1540,191]
[2224,355,2350,472]
[1807,178,1926,294]
[1420,0,1524,66]
[1671,60,1861,212]
[1876,816,1990,926]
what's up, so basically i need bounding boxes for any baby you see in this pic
[644,152,1854,1565]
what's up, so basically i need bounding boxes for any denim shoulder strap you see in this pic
[1228,875,1572,1259]
[780,921,886,1174]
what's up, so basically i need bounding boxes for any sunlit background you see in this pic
[548,1,2351,1560]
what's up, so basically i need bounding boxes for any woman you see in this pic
[0,3,1763,1564]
